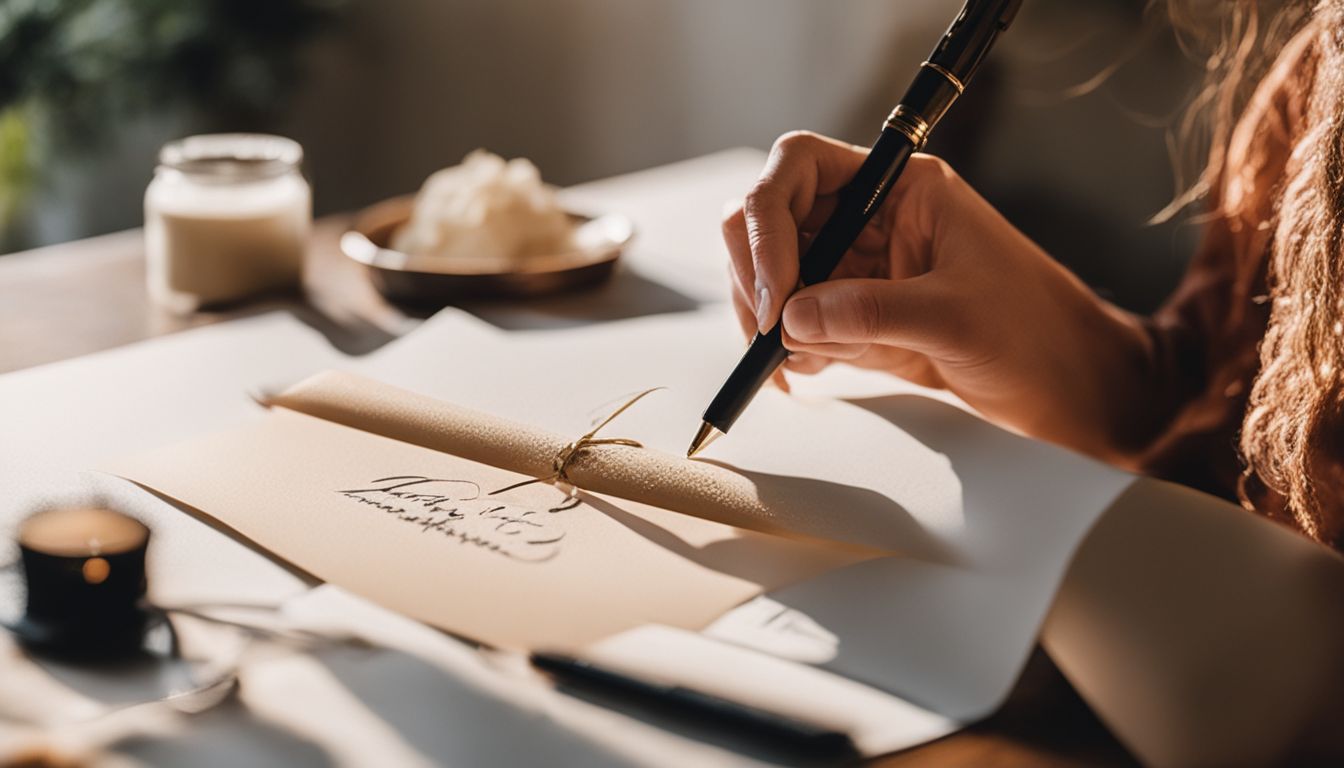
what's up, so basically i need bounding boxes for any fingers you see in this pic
[726,143,977,393]
[742,184,796,333]
[874,154,961,275]
[780,277,961,357]
[726,150,965,325]
[781,338,873,361]
[745,132,866,333]
[783,334,946,389]
[732,280,793,391]
[731,279,758,339]
[724,196,838,313]
[723,205,756,313]
[783,353,828,376]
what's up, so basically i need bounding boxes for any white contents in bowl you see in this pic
[392,150,575,267]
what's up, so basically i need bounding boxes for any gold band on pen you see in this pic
[884,105,932,148]
[920,60,965,93]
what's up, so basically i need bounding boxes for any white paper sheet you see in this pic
[7,150,957,764]
[0,313,351,607]
[0,309,897,766]
[355,305,1137,722]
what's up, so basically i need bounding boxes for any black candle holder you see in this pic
[10,507,164,659]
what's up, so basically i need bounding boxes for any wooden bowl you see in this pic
[340,196,633,305]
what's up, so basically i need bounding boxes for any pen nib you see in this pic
[686,422,724,458]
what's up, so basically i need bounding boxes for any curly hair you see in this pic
[1162,0,1344,542]
[1240,1,1344,542]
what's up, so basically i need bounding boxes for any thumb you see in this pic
[781,277,958,356]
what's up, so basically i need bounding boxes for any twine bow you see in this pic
[490,388,663,496]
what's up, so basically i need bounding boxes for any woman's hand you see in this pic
[724,131,1156,461]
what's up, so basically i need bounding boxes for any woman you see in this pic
[725,1,1344,549]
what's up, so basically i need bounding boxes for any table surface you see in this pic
[0,151,1137,766]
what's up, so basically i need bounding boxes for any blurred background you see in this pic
[0,0,1202,312]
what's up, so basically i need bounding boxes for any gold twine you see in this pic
[489,388,663,496]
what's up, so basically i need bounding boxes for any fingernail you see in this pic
[754,284,772,332]
[783,297,822,341]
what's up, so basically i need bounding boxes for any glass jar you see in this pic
[144,134,311,314]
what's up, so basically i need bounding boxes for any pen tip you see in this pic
[686,422,723,458]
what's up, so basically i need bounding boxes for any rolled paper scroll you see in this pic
[266,371,921,555]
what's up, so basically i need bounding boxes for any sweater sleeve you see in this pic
[1131,23,1316,501]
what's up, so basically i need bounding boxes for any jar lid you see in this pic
[159,134,303,182]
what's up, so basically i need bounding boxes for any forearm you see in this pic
[1014,268,1180,468]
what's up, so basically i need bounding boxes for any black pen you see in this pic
[530,651,856,757]
[688,0,1023,457]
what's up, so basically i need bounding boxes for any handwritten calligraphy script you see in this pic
[336,476,578,562]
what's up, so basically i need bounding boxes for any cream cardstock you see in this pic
[106,399,868,650]
[268,371,944,558]
[110,407,756,650]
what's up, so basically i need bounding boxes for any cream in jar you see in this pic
[144,134,311,313]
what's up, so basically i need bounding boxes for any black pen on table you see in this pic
[530,651,856,756]
[687,0,1023,457]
